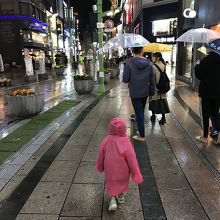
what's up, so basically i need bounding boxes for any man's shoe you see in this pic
[133,135,145,142]
[116,194,125,204]
[130,114,136,121]
[150,114,156,122]
[159,118,166,125]
[196,136,208,143]
[109,197,117,211]
[210,130,218,137]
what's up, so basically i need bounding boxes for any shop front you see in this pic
[151,18,177,66]
[177,0,220,89]
[133,2,178,67]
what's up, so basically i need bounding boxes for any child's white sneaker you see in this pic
[116,194,125,204]
[109,197,117,211]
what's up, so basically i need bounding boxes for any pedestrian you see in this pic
[149,52,170,125]
[195,49,220,143]
[123,47,155,141]
[96,118,143,211]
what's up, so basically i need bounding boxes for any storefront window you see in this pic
[0,3,15,15]
[19,2,30,16]
[182,43,193,79]
[182,0,195,10]
[152,18,177,36]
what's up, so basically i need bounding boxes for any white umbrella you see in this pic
[176,28,220,44]
[103,33,150,51]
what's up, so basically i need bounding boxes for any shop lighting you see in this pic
[0,15,45,24]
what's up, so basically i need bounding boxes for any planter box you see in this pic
[7,95,44,117]
[38,73,48,81]
[110,69,118,79]
[53,68,64,77]
[74,80,95,94]
[24,75,36,82]
[97,72,110,84]
[104,72,110,84]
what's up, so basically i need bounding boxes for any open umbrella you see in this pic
[176,28,220,44]
[204,38,220,55]
[103,33,150,51]
[144,43,172,52]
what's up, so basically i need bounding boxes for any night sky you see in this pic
[71,0,111,39]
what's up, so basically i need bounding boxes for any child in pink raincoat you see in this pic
[96,117,143,211]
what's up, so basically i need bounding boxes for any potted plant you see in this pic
[74,74,95,94]
[7,89,44,117]
[52,65,65,77]
[110,63,119,79]
[104,69,111,84]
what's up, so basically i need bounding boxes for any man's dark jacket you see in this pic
[123,57,155,98]
[195,52,220,100]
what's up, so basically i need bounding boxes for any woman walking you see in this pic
[149,52,170,125]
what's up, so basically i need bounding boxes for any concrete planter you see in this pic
[7,95,44,117]
[52,68,64,77]
[104,72,110,84]
[97,72,110,84]
[74,80,95,94]
[24,75,36,82]
[110,69,118,79]
[38,73,48,81]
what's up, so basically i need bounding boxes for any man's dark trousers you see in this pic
[131,97,148,138]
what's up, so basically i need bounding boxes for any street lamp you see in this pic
[94,0,122,93]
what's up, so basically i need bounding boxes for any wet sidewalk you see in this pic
[174,81,220,175]
[0,82,220,219]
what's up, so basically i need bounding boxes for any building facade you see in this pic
[177,0,220,89]
[131,0,178,63]
[0,0,71,69]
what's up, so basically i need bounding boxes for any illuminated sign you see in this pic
[156,37,175,43]
[183,8,197,18]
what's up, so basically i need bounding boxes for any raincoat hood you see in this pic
[130,57,151,70]
[108,118,126,137]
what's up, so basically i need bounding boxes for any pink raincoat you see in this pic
[96,118,143,197]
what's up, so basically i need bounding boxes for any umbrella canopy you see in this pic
[144,43,172,52]
[176,28,220,44]
[103,33,149,51]
[205,38,220,55]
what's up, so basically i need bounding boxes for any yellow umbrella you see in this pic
[144,43,173,52]
[197,46,208,55]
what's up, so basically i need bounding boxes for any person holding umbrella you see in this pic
[123,47,155,141]
[195,39,220,144]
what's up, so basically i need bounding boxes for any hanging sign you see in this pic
[97,22,104,29]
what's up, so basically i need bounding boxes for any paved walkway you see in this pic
[0,81,220,219]
[174,81,220,175]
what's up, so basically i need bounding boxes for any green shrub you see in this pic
[74,74,93,80]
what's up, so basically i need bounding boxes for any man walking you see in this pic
[195,49,220,144]
[123,47,155,141]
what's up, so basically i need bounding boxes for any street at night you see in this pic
[0,0,220,220]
